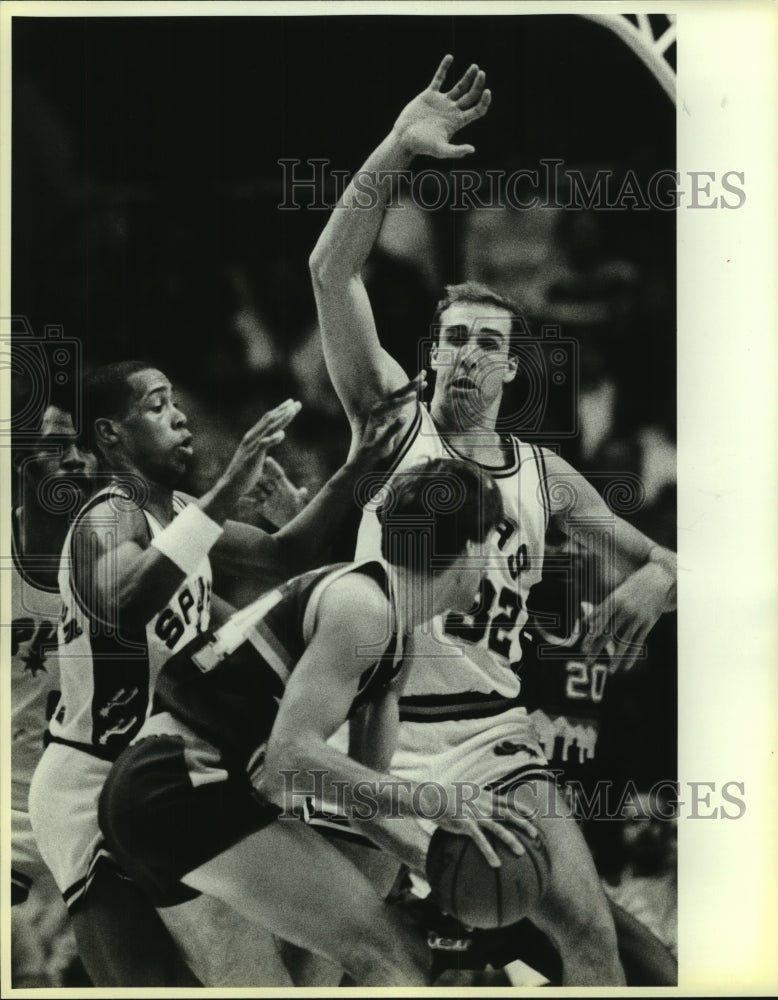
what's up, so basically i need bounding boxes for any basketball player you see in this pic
[10,403,96,985]
[27,359,422,985]
[309,56,677,985]
[98,456,538,987]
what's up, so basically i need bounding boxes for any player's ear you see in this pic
[502,352,519,385]
[94,418,120,449]
[429,342,443,371]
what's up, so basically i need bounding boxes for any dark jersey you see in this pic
[519,548,611,790]
[149,560,404,771]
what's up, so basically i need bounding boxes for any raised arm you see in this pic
[212,375,424,585]
[309,55,492,430]
[541,449,677,672]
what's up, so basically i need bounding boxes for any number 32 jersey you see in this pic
[356,404,549,703]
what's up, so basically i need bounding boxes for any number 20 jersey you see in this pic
[355,404,549,704]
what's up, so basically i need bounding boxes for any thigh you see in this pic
[28,743,111,909]
[98,734,277,907]
[158,894,295,987]
[504,779,611,924]
[328,837,403,900]
[181,817,423,975]
[608,897,678,986]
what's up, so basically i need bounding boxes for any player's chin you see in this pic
[448,389,489,424]
[161,453,189,485]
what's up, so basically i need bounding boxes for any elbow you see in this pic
[308,246,329,288]
[258,734,310,808]
[309,245,358,290]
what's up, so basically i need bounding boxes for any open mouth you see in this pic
[177,437,194,456]
[451,375,478,392]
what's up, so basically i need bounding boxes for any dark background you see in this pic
[12,12,677,807]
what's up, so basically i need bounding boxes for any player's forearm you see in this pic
[262,731,429,872]
[260,730,439,826]
[309,132,411,285]
[94,505,224,625]
[271,457,367,574]
[349,813,429,877]
[348,694,400,772]
[214,453,368,582]
[211,455,364,580]
[108,552,191,626]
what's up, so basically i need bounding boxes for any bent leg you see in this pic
[69,865,200,987]
[182,818,429,987]
[608,897,677,985]
[158,893,295,987]
[508,779,625,986]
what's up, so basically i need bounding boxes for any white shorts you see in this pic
[28,742,116,911]
[392,704,552,794]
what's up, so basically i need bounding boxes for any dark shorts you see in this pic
[98,735,280,907]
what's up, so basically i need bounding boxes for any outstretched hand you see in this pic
[235,455,309,530]
[392,54,491,160]
[580,563,672,673]
[209,399,301,520]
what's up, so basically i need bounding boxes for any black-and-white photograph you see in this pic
[1,2,775,993]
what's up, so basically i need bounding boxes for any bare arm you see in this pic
[211,376,424,584]
[309,55,491,428]
[73,401,299,626]
[257,574,537,870]
[348,687,400,773]
[257,576,409,812]
[542,449,677,672]
[233,456,309,531]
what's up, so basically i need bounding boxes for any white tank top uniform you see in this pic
[29,486,212,910]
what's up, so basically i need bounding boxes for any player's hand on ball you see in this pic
[434,786,539,869]
[392,55,491,160]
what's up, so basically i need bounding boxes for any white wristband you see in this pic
[151,503,224,576]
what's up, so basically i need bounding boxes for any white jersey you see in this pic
[355,404,549,703]
[50,485,212,760]
[10,516,62,813]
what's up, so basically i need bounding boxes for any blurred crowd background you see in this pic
[10,11,677,984]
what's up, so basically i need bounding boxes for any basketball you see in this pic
[425,825,550,929]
